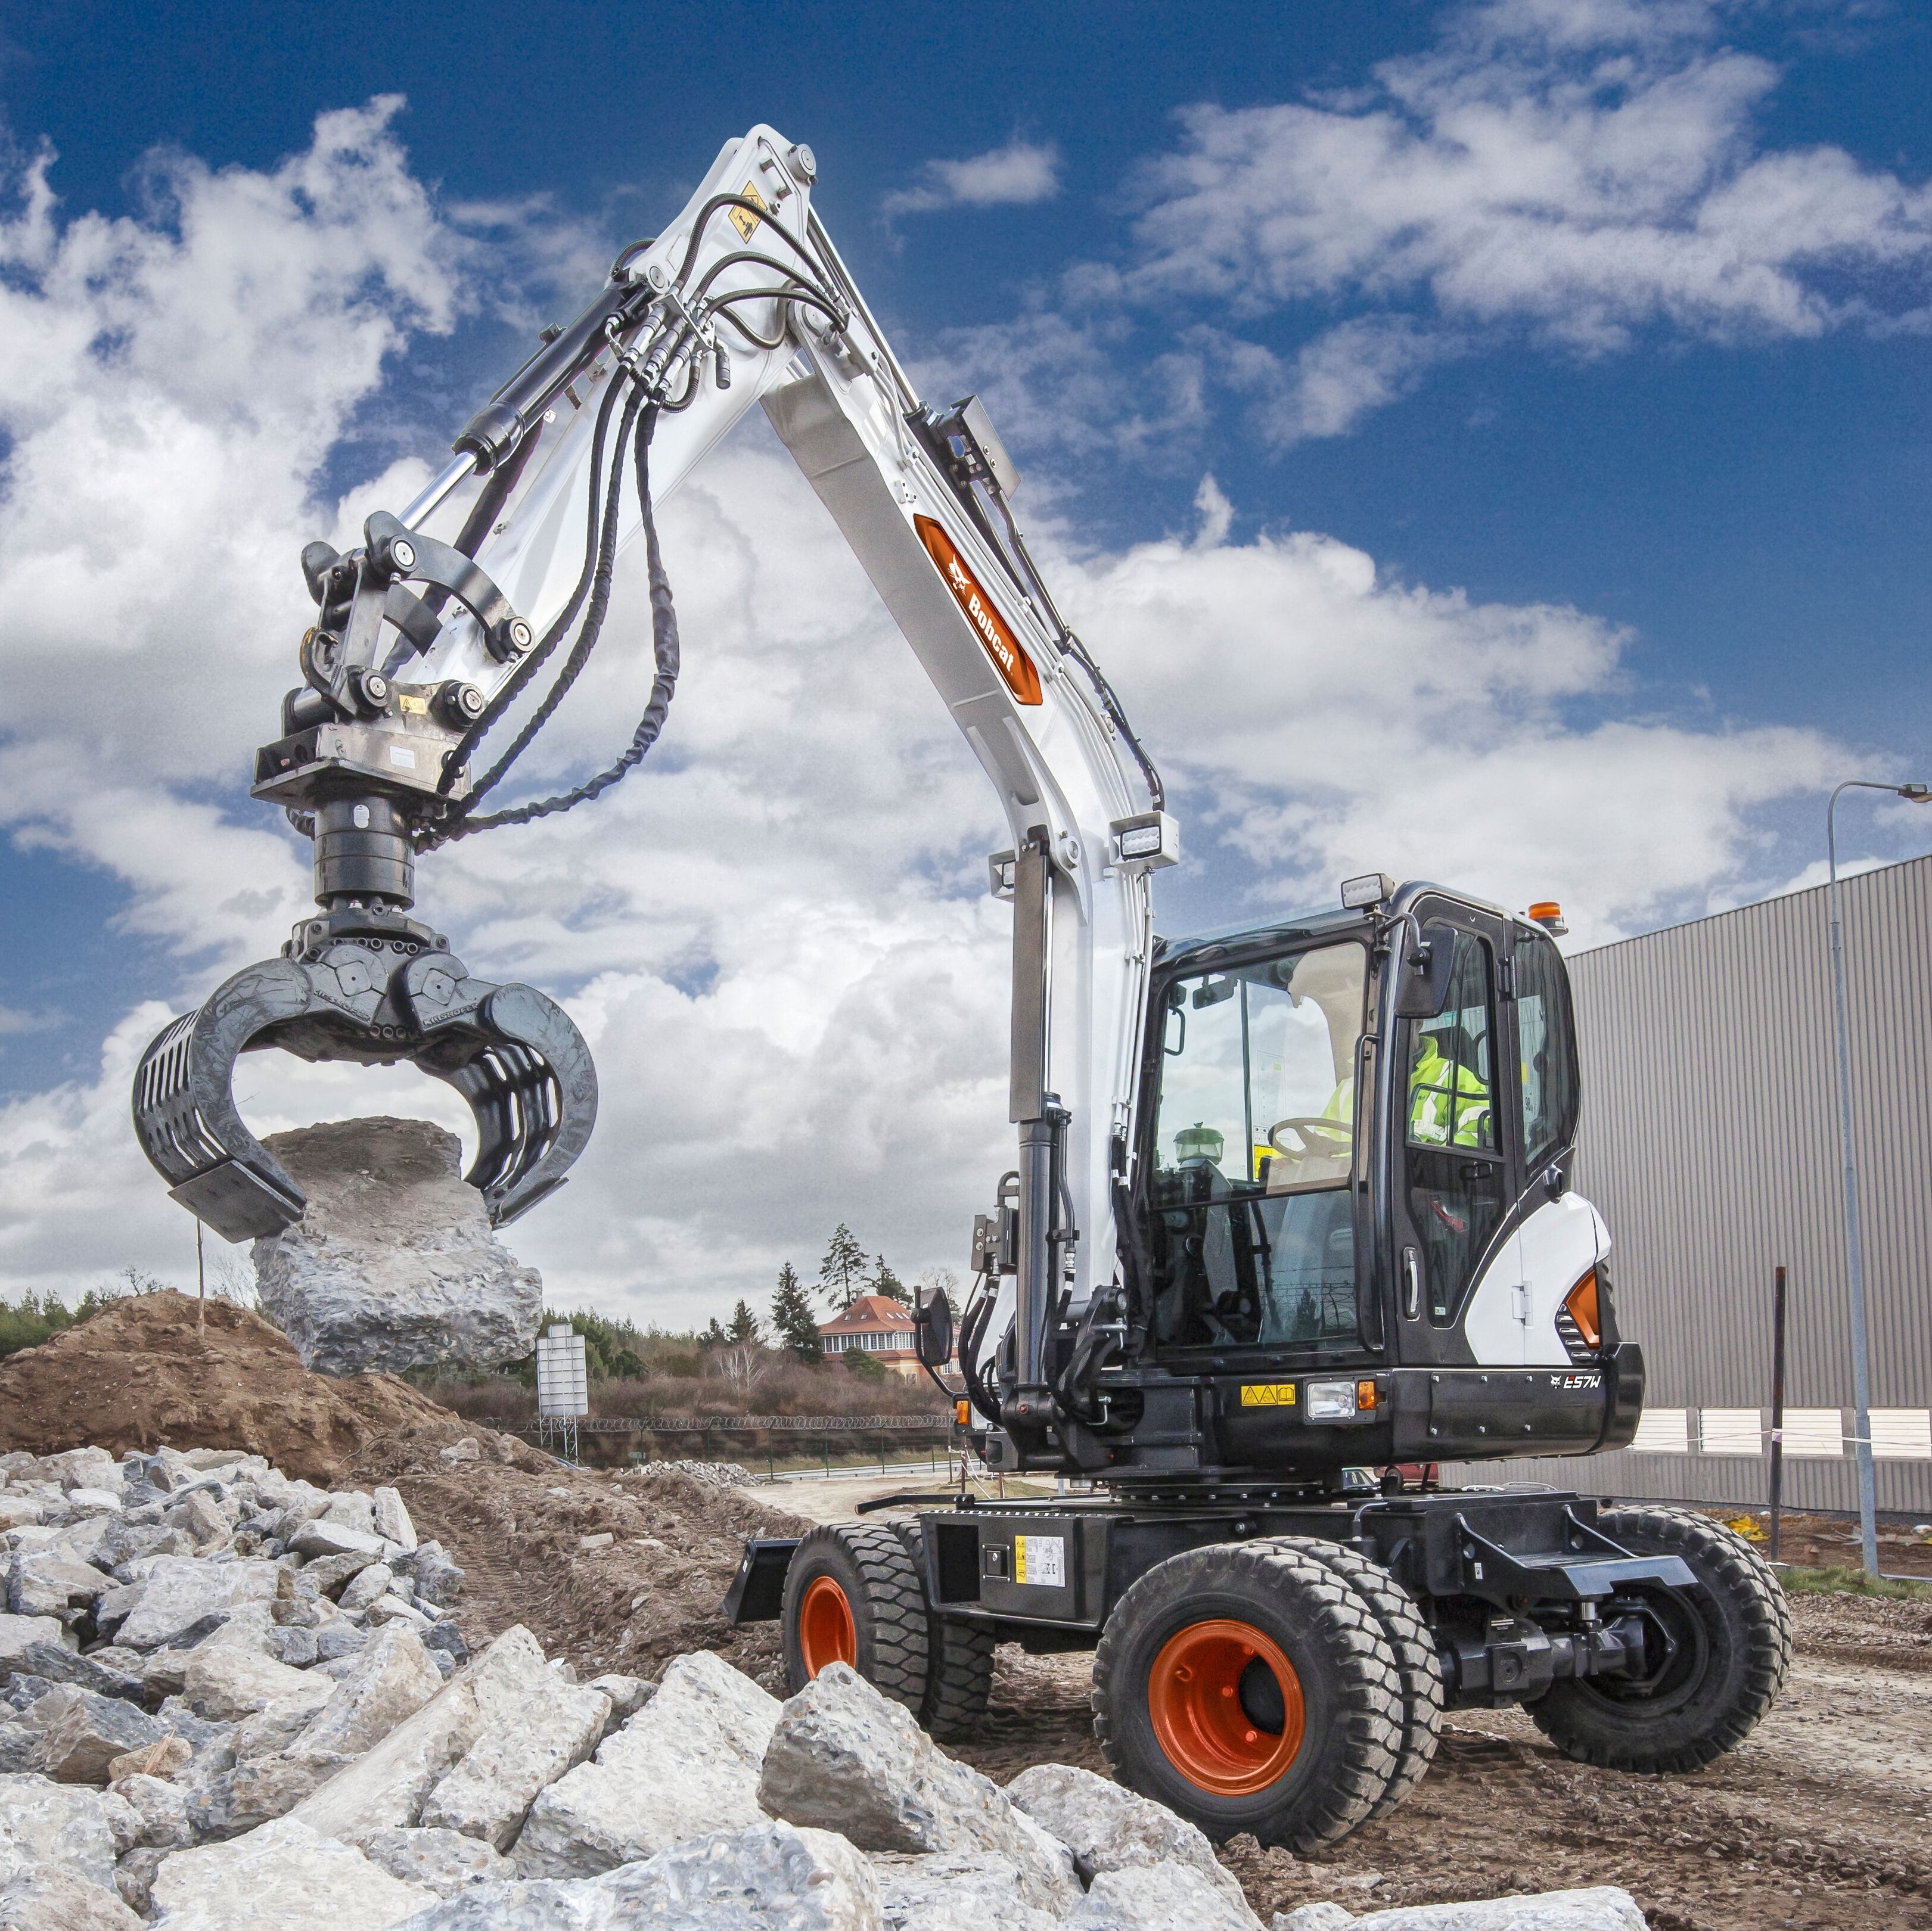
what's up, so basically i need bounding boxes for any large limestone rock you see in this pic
[250,1118,542,1376]
[392,1822,881,1931]
[290,1625,443,1761]
[1307,1892,1648,1931]
[758,1665,1079,1918]
[0,1864,145,1930]
[290,1626,577,1845]
[0,1775,142,1888]
[33,1690,170,1785]
[148,1818,434,1931]
[869,1849,1060,1931]
[515,1650,778,1878]
[358,1828,512,1898]
[1007,1762,1257,1923]
[1068,1862,1259,1930]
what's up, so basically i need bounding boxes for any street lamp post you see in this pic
[1825,778,1931,1578]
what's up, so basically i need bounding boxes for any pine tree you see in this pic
[818,1223,870,1311]
[726,1298,763,1346]
[770,1262,822,1361]
[701,1316,728,1347]
[869,1254,911,1305]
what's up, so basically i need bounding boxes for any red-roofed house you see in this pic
[818,1294,920,1378]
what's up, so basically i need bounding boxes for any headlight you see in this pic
[1304,1378,1358,1421]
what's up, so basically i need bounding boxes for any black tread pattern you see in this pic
[782,1521,930,1710]
[1288,1540,1445,1821]
[1527,1504,1791,1774]
[1092,1538,1403,1851]
[894,1522,995,1740]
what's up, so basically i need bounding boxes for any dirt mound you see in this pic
[343,1437,810,1684]
[0,1290,475,1485]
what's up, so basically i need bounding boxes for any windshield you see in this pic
[1147,941,1368,1351]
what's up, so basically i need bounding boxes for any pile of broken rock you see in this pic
[0,1443,1645,1931]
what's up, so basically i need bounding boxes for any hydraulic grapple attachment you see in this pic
[131,504,599,1244]
[131,918,598,1243]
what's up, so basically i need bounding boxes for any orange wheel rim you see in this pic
[1148,1618,1304,1795]
[798,1575,856,1677]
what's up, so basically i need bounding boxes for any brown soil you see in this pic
[0,1293,472,1486]
[1741,1510,1932,1579]
[341,1440,812,1687]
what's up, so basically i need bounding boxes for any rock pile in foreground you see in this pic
[251,1116,543,1377]
[0,1443,1645,1931]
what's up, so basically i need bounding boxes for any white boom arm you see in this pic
[402,128,1173,1409]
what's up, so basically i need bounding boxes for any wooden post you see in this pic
[1769,1264,1788,1563]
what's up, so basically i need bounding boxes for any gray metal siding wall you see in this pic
[1446,854,1932,1515]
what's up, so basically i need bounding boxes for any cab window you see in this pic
[1147,942,1366,1351]
[1404,931,1505,1324]
[1515,931,1577,1170]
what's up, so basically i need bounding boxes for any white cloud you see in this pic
[0,96,1865,1329]
[882,141,1062,218]
[950,0,1932,455]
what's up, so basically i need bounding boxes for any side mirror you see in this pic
[1394,921,1458,1019]
[913,1289,954,1369]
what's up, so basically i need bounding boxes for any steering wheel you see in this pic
[1267,1117,1353,1160]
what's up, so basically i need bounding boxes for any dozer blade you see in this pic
[132,943,598,1243]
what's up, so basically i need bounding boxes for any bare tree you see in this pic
[713,1342,770,1394]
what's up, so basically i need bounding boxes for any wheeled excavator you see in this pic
[132,126,1789,1850]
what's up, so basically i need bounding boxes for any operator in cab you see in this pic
[1409,1024,1490,1148]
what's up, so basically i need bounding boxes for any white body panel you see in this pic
[1459,1191,1607,1367]
[405,127,1157,1306]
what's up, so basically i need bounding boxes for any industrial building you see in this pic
[1457,850,1932,1517]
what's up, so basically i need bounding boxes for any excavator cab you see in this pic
[959,875,1642,1484]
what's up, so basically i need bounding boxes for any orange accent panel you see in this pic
[913,515,1043,705]
[1564,1268,1602,1350]
[1148,1619,1304,1796]
[798,1574,857,1678]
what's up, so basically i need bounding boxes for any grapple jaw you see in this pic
[132,914,598,1243]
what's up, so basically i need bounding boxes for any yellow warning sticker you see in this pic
[1240,1383,1297,1407]
[1013,1535,1066,1587]
[729,181,768,242]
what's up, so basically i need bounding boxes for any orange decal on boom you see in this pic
[914,515,1042,705]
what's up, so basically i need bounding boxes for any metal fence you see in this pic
[515,1411,956,1476]
[1447,853,1932,1516]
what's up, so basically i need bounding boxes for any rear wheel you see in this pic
[780,1523,929,1709]
[1092,1538,1402,1849]
[1290,1540,1443,1820]
[1528,1506,1790,1773]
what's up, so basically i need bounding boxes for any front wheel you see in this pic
[1092,1538,1403,1849]
[1529,1506,1790,1773]
[779,1522,929,1709]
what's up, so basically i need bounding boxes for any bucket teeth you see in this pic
[132,947,597,1243]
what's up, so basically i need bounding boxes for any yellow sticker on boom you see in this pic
[1240,1383,1297,1407]
[729,181,768,242]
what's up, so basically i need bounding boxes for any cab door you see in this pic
[1385,900,1523,1367]
[1504,925,1594,1366]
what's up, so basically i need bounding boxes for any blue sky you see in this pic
[1,0,1928,1316]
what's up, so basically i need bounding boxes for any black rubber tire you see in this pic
[894,1521,996,1740]
[1092,1538,1403,1850]
[1527,1505,1791,1773]
[1289,1540,1444,1821]
[780,1522,929,1711]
